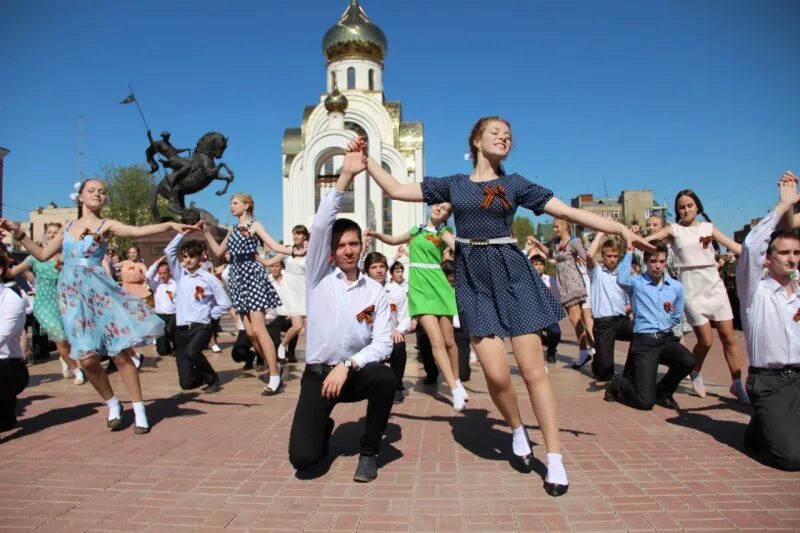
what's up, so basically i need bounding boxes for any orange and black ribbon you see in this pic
[663,301,673,313]
[699,235,713,249]
[128,265,136,271]
[390,303,397,313]
[481,185,511,210]
[165,290,174,302]
[239,226,251,238]
[424,234,442,248]
[356,305,376,324]
[793,308,800,322]
[194,286,206,300]
[55,259,63,271]
[79,228,105,243]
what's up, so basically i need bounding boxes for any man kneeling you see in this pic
[288,143,394,482]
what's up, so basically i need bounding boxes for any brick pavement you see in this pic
[1,319,798,532]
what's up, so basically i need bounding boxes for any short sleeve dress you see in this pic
[58,221,164,359]
[28,257,66,341]
[670,221,733,326]
[421,173,564,337]
[407,224,458,317]
[227,221,282,314]
[279,256,307,316]
[551,237,588,308]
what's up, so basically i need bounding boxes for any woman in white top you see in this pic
[647,190,747,403]
[0,254,30,432]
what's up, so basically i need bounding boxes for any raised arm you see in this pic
[259,253,286,268]
[644,226,674,243]
[201,224,229,261]
[105,219,193,239]
[585,231,606,271]
[615,248,637,292]
[712,227,742,256]
[440,229,456,251]
[366,228,412,246]
[251,223,296,256]
[365,157,423,202]
[164,233,185,282]
[0,219,63,261]
[7,257,32,278]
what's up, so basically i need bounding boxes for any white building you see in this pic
[281,0,424,254]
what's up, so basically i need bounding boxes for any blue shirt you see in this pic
[590,263,629,318]
[616,252,684,334]
[165,234,231,327]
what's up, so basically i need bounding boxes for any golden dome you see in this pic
[324,83,349,113]
[322,0,387,64]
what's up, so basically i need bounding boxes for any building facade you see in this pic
[281,0,424,253]
[570,190,667,235]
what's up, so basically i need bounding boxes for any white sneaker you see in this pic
[61,359,70,378]
[132,353,143,370]
[691,371,706,398]
[211,344,222,353]
[73,368,86,385]
[458,384,469,402]
[277,344,287,361]
[452,388,466,412]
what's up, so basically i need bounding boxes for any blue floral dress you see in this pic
[421,173,565,337]
[58,220,164,359]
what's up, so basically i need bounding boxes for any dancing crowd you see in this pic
[1,117,798,495]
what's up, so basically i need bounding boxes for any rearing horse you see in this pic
[151,131,234,220]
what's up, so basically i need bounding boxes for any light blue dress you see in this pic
[58,220,164,359]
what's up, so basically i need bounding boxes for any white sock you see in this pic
[546,452,568,485]
[73,368,83,378]
[268,375,281,390]
[588,347,596,356]
[106,396,121,421]
[511,425,532,456]
[132,401,148,428]
[576,350,590,365]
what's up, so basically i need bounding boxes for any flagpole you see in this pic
[128,83,151,131]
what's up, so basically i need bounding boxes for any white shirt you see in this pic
[386,280,411,334]
[590,264,629,318]
[0,285,27,360]
[146,262,177,315]
[165,234,232,327]
[737,210,800,368]
[305,189,392,367]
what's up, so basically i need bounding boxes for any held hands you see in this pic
[621,226,653,253]
[0,218,22,238]
[342,137,368,178]
[170,222,200,235]
[778,170,799,206]
[321,364,350,399]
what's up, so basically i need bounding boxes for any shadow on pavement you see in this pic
[665,399,749,452]
[3,396,101,443]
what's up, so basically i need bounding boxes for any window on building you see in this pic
[315,154,346,211]
[381,162,392,235]
[347,67,356,90]
[368,69,374,91]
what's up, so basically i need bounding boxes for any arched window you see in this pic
[381,162,392,235]
[368,69,374,91]
[347,67,356,90]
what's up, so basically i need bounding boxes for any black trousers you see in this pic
[30,317,50,360]
[156,313,176,355]
[541,321,561,356]
[418,327,472,382]
[389,341,407,390]
[231,330,258,363]
[0,359,29,431]
[592,315,634,381]
[288,362,395,470]
[745,368,800,471]
[174,324,218,390]
[268,316,299,359]
[616,334,694,410]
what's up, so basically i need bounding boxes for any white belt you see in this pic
[409,263,442,269]
[454,236,517,246]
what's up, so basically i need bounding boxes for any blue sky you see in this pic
[2,0,799,238]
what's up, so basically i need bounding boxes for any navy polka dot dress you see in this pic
[422,173,565,337]
[228,221,282,314]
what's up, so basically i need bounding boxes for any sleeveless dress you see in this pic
[58,221,164,359]
[670,221,733,326]
[551,237,588,307]
[227,221,281,313]
[280,256,306,316]
[421,173,564,337]
[407,224,458,317]
[28,257,66,341]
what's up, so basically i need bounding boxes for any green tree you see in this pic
[512,216,535,247]
[100,164,170,252]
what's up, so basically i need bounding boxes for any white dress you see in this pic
[279,256,306,316]
[671,222,733,326]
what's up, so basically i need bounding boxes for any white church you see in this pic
[281,0,424,254]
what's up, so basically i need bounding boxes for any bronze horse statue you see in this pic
[151,131,234,222]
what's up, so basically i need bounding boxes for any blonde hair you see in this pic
[232,193,255,215]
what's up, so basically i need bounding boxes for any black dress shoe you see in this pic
[604,377,621,402]
[393,390,405,404]
[261,381,284,396]
[353,454,378,483]
[543,481,569,497]
[570,353,592,370]
[546,350,557,364]
[202,379,221,393]
[510,453,534,473]
[655,395,680,410]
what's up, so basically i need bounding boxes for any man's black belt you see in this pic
[594,315,627,323]
[231,253,256,264]
[175,322,210,331]
[304,362,337,377]
[749,365,800,377]
[634,330,673,340]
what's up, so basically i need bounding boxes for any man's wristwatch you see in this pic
[341,359,354,372]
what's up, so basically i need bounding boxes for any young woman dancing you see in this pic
[7,222,85,385]
[202,193,301,395]
[348,117,649,496]
[1,179,193,433]
[646,190,748,403]
[365,203,468,411]
[117,246,151,302]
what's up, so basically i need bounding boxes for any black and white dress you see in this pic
[227,221,281,314]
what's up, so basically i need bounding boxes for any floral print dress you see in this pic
[58,220,164,359]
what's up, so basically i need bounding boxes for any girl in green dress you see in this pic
[367,202,468,412]
[8,223,85,385]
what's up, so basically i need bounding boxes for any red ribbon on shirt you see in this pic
[664,301,673,313]
[481,185,511,210]
[165,290,174,302]
[793,308,800,322]
[356,305,375,324]
[194,286,205,300]
[390,303,397,313]
[699,235,713,249]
